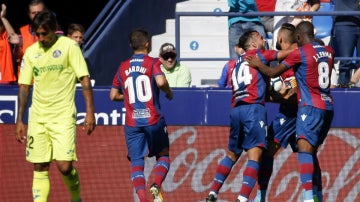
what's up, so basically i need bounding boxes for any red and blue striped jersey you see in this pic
[111,54,165,127]
[231,49,277,107]
[282,42,334,110]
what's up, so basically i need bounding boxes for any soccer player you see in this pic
[110,28,173,202]
[251,23,299,202]
[15,10,95,202]
[205,30,292,202]
[246,21,334,202]
[217,45,244,88]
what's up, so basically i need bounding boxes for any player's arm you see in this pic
[246,55,288,78]
[155,74,173,100]
[1,4,19,45]
[310,0,320,12]
[109,88,124,101]
[15,84,31,143]
[79,75,96,135]
[277,44,297,60]
[217,63,229,87]
[270,84,298,103]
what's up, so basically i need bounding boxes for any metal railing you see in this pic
[174,11,360,62]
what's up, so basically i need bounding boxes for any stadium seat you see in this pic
[150,0,229,86]
[313,2,334,45]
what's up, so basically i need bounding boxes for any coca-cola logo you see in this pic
[138,127,360,202]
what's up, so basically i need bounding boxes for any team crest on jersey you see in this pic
[53,50,62,58]
[280,118,285,125]
[301,114,307,121]
[259,120,265,128]
[20,58,25,70]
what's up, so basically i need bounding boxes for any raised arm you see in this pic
[309,0,320,12]
[277,44,298,60]
[246,55,288,78]
[1,4,19,45]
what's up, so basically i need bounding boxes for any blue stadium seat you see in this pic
[313,2,334,39]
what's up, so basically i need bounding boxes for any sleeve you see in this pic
[17,50,34,85]
[261,49,278,63]
[282,49,301,69]
[68,41,89,79]
[153,58,164,76]
[111,66,122,89]
[217,62,229,87]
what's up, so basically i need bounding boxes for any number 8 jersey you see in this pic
[112,54,165,127]
[282,42,334,110]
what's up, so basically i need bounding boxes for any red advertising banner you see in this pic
[1,125,359,201]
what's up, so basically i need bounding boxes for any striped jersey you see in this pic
[111,54,165,127]
[282,42,334,110]
[231,49,277,107]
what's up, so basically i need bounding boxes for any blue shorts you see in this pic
[268,106,297,152]
[296,106,334,147]
[124,117,169,160]
[228,104,267,155]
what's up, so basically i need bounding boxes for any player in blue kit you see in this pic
[246,21,334,202]
[206,30,292,202]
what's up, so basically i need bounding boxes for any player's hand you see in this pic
[245,55,261,69]
[15,121,27,143]
[166,91,173,100]
[83,113,96,135]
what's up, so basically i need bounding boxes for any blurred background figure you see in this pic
[332,0,360,88]
[217,45,244,88]
[255,0,276,34]
[228,0,267,58]
[272,0,320,50]
[67,23,85,47]
[159,42,192,87]
[0,3,19,84]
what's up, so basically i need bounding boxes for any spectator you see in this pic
[332,0,360,88]
[350,66,360,87]
[17,0,63,77]
[228,0,267,59]
[217,45,244,88]
[255,0,276,34]
[273,0,320,50]
[159,42,191,87]
[18,0,45,60]
[0,4,19,84]
[110,29,173,202]
[15,10,96,202]
[206,30,292,202]
[67,23,85,47]
[246,21,334,202]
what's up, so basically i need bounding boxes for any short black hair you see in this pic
[129,28,150,51]
[32,10,58,32]
[295,21,315,39]
[237,30,258,51]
